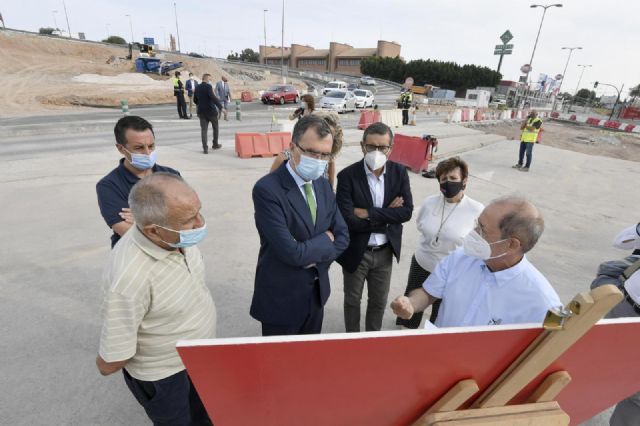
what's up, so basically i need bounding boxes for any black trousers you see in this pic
[176,92,188,118]
[261,280,324,336]
[402,108,409,125]
[395,255,441,328]
[198,113,220,149]
[123,368,211,426]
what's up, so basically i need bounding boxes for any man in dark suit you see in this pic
[193,73,223,154]
[251,115,350,336]
[336,122,413,332]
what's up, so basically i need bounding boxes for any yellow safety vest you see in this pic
[521,117,542,143]
[171,77,181,89]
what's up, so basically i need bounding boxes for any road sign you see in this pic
[495,44,514,50]
[520,64,532,73]
[494,49,513,55]
[500,30,513,44]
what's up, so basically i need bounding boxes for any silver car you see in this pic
[320,90,357,113]
[353,89,375,108]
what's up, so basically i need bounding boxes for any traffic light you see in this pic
[594,81,599,88]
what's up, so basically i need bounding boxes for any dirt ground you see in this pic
[474,120,640,162]
[0,30,305,116]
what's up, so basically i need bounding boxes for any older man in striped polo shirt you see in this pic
[96,173,215,425]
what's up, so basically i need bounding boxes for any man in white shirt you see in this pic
[96,173,215,425]
[392,195,561,327]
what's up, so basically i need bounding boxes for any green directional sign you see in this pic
[500,30,513,44]
[495,44,514,50]
[494,50,513,55]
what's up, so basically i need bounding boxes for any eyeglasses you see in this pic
[295,143,333,161]
[363,144,391,154]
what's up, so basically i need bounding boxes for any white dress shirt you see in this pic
[424,248,561,328]
[364,162,388,246]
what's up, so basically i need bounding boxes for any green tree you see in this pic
[102,35,127,45]
[239,48,260,63]
[574,88,596,105]
[39,27,55,35]
[227,51,240,61]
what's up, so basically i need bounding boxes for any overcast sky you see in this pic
[4,0,638,97]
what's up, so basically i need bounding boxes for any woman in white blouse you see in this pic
[396,157,484,328]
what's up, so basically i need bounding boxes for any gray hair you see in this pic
[128,173,188,227]
[292,115,332,146]
[491,194,545,253]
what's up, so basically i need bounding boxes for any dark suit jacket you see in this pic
[193,82,223,116]
[251,162,350,326]
[336,159,413,273]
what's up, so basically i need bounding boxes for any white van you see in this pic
[322,81,348,95]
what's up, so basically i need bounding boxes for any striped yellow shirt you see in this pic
[98,226,216,381]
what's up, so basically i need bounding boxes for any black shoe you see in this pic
[212,144,222,150]
[203,148,208,154]
[422,170,437,178]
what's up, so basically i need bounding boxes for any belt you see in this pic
[366,243,390,252]
[623,287,640,316]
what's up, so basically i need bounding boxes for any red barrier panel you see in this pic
[604,121,622,129]
[586,117,600,125]
[511,110,516,119]
[569,115,577,121]
[235,133,271,158]
[357,110,381,130]
[388,134,437,173]
[621,107,640,120]
[550,112,560,118]
[240,91,253,102]
[461,108,470,122]
[624,124,636,132]
[474,109,484,121]
[266,132,292,155]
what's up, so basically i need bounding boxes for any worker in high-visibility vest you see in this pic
[171,71,189,119]
[397,89,413,125]
[512,110,542,172]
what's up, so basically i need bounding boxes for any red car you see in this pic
[261,85,299,105]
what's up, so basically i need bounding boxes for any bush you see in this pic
[361,56,502,93]
[39,27,56,35]
[102,36,127,45]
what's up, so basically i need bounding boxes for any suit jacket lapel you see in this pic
[279,164,314,234]
[357,160,374,207]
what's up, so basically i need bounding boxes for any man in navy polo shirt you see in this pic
[96,116,180,248]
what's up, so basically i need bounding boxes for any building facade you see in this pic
[259,40,401,76]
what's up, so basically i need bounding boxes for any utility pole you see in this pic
[62,0,72,38]
[174,2,181,53]
[263,9,268,65]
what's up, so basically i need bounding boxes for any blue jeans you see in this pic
[123,369,211,426]
[518,141,534,168]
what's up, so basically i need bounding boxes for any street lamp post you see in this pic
[52,10,59,31]
[554,46,581,110]
[263,9,268,65]
[174,2,182,53]
[125,14,134,44]
[62,0,72,38]
[595,81,625,120]
[160,26,167,51]
[526,4,563,83]
[574,64,592,95]
[281,0,285,82]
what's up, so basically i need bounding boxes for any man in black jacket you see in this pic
[194,73,224,154]
[336,122,413,332]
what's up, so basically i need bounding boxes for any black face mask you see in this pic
[440,181,464,199]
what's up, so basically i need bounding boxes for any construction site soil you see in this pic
[0,30,304,115]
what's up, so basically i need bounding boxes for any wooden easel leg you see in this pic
[412,379,479,426]
[526,371,572,403]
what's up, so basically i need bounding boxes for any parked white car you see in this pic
[360,76,376,86]
[320,90,356,113]
[353,89,375,108]
[321,81,348,95]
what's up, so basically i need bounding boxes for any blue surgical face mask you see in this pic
[155,222,208,248]
[295,154,327,181]
[124,147,157,170]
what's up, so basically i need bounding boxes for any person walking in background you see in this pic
[289,94,315,121]
[336,122,413,332]
[185,72,198,118]
[251,116,349,336]
[215,76,231,121]
[171,71,188,119]
[512,110,542,172]
[194,74,224,154]
[398,88,413,126]
[396,157,484,329]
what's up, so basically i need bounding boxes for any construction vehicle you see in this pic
[127,42,183,76]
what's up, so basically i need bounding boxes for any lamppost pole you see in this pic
[62,0,72,38]
[574,64,592,95]
[52,10,58,31]
[263,9,268,64]
[174,2,182,52]
[125,14,134,44]
[526,4,563,83]
[281,0,285,82]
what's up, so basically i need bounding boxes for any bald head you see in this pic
[489,195,544,253]
[128,173,197,227]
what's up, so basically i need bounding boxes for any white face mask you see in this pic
[301,101,308,110]
[364,150,387,171]
[463,230,509,260]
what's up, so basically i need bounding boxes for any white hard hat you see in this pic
[613,223,640,250]
[624,271,640,305]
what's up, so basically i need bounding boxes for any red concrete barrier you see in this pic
[388,134,437,173]
[235,133,271,158]
[240,91,253,102]
[624,124,636,132]
[604,121,622,129]
[586,117,600,125]
[357,110,381,130]
[550,112,560,118]
[266,132,292,154]
[569,115,577,121]
[474,110,484,121]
